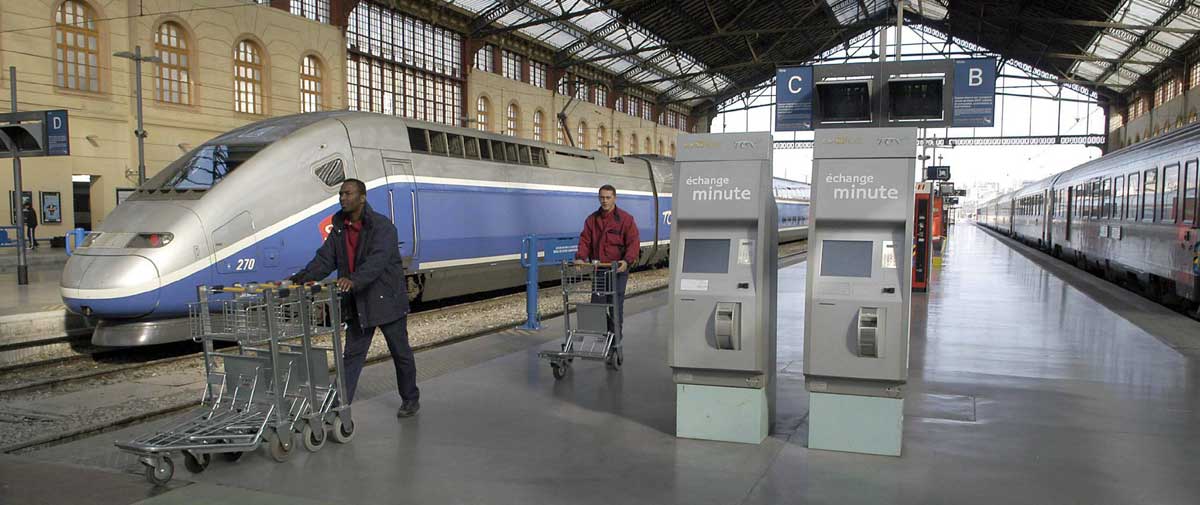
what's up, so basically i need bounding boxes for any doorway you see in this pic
[72,175,93,231]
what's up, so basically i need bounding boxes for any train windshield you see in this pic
[144,143,267,192]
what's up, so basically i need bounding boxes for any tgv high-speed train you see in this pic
[62,112,810,346]
[978,122,1200,315]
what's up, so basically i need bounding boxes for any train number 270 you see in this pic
[235,258,256,271]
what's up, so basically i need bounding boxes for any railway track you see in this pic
[0,241,807,454]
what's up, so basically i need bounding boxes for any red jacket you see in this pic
[576,205,640,265]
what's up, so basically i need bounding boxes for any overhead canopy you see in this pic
[461,0,1200,109]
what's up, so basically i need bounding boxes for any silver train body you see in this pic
[61,112,809,346]
[977,123,1200,313]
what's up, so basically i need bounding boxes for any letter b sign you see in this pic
[969,68,983,87]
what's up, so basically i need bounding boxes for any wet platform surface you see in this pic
[5,224,1199,504]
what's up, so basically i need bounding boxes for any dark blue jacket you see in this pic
[290,204,409,328]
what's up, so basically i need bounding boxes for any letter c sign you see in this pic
[788,75,804,94]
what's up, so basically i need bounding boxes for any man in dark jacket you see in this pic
[21,202,37,249]
[575,184,639,340]
[290,178,420,417]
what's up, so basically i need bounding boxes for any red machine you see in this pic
[913,182,933,292]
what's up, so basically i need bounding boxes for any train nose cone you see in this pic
[61,254,161,318]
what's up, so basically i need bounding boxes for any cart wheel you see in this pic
[268,429,294,462]
[302,422,326,452]
[183,451,210,473]
[331,414,355,444]
[551,363,568,380]
[221,451,244,462]
[145,456,174,486]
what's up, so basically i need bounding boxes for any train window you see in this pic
[430,132,448,155]
[531,147,547,166]
[479,138,493,160]
[505,143,519,163]
[1091,180,1101,219]
[1142,168,1157,221]
[518,145,531,164]
[1114,176,1124,220]
[145,143,266,192]
[448,134,464,157]
[1102,178,1112,219]
[491,140,507,162]
[1184,160,1198,224]
[408,128,429,152]
[1127,173,1139,220]
[464,137,480,159]
[313,158,345,187]
[1162,163,1179,223]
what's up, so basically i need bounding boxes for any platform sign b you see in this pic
[952,58,997,127]
[775,66,814,131]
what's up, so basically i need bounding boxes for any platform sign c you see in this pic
[775,66,814,131]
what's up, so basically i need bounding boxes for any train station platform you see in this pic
[4,224,1200,504]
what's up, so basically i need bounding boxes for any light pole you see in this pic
[114,46,161,186]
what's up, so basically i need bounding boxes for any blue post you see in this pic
[520,235,541,330]
[65,228,86,256]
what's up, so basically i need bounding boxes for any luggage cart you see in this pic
[115,281,354,485]
[538,262,623,380]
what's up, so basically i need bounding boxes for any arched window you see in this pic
[644,136,651,153]
[476,96,490,132]
[506,103,520,137]
[154,22,190,104]
[533,109,544,141]
[234,40,265,114]
[578,121,588,149]
[630,132,637,154]
[615,130,622,155]
[300,55,323,112]
[670,142,676,157]
[55,0,100,92]
[597,125,607,154]
[658,139,664,155]
[557,119,566,144]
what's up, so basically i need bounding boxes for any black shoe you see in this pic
[396,400,420,418]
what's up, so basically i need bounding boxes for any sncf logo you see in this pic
[319,215,334,241]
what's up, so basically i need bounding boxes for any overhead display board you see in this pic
[951,58,997,127]
[775,66,814,131]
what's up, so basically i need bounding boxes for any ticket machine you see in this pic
[804,127,917,456]
[670,132,778,445]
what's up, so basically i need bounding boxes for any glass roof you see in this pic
[1071,0,1200,89]
[456,0,734,104]
[823,0,948,25]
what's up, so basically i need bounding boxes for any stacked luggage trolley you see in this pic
[538,262,624,380]
[116,281,354,485]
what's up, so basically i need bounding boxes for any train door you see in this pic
[382,157,419,265]
[1042,189,1051,244]
[1065,185,1073,242]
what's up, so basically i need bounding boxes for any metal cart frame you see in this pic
[538,262,624,379]
[115,281,355,485]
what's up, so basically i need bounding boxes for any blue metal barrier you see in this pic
[66,228,86,256]
[519,234,579,330]
[0,226,14,247]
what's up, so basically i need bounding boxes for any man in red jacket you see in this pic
[575,184,639,340]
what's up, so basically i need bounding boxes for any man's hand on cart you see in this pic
[616,260,628,273]
[336,278,354,293]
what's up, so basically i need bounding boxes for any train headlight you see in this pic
[125,233,174,248]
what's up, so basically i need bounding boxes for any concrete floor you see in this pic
[7,224,1200,505]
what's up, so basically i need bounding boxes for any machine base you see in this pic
[808,392,903,456]
[675,384,768,444]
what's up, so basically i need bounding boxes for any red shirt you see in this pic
[344,219,362,273]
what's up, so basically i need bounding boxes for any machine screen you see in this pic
[820,240,873,278]
[682,239,731,274]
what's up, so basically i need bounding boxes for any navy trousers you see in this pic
[342,313,419,404]
[591,271,629,346]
